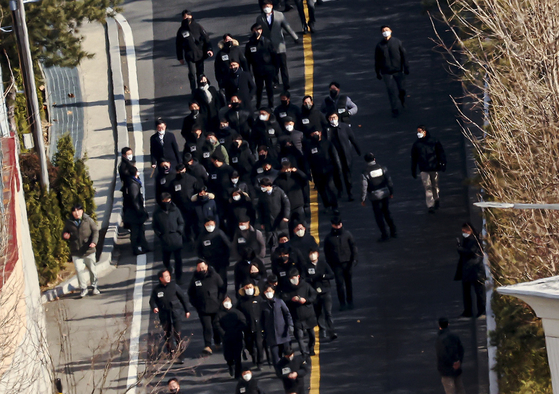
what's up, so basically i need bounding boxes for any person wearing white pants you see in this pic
[62,204,100,297]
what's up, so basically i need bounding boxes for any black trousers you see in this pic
[275,53,290,90]
[270,343,289,368]
[294,325,315,357]
[130,222,149,253]
[295,0,315,27]
[186,60,205,92]
[255,72,275,108]
[160,311,182,353]
[245,330,264,365]
[314,291,334,335]
[313,173,338,209]
[371,198,396,237]
[163,248,183,284]
[334,159,353,197]
[332,262,353,306]
[199,312,221,347]
[213,265,228,295]
[462,280,485,316]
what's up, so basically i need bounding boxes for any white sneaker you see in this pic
[92,287,100,295]
[80,289,88,298]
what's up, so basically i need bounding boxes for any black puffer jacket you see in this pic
[175,18,212,63]
[280,280,317,329]
[188,266,224,314]
[152,202,184,252]
[323,228,357,265]
[455,234,485,282]
[411,131,446,176]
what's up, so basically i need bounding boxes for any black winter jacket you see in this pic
[302,258,334,294]
[257,186,291,230]
[411,132,447,176]
[149,280,189,314]
[196,228,232,269]
[323,228,357,265]
[274,169,308,210]
[152,202,184,252]
[436,328,464,377]
[175,19,212,63]
[280,281,317,329]
[188,266,224,314]
[374,36,409,75]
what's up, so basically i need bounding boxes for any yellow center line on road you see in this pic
[303,2,321,394]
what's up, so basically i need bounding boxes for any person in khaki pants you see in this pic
[436,317,466,394]
[62,204,99,298]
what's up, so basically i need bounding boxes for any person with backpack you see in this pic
[361,152,396,242]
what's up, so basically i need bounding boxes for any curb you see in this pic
[41,18,129,303]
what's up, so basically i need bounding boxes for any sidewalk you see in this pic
[43,21,136,394]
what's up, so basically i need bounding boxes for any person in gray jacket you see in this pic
[256,1,300,90]
[361,152,396,242]
[62,204,99,297]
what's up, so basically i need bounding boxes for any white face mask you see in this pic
[126,154,133,161]
[330,120,338,127]
[239,224,248,231]
[205,225,216,233]
[285,124,294,132]
[290,277,299,286]
[231,178,239,185]
[382,31,391,38]
[462,232,470,238]
[417,132,424,139]
[233,195,241,201]
[158,129,165,136]
[263,7,272,14]
[295,229,305,237]
[245,288,254,296]
[259,114,269,121]
[261,186,268,193]
[223,301,232,309]
[265,291,274,299]
[310,253,318,263]
[242,374,252,382]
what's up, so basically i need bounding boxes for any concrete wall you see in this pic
[0,136,52,393]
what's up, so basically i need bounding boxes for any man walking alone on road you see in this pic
[62,204,99,298]
[436,317,466,394]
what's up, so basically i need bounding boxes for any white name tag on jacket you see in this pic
[311,148,318,154]
[175,184,181,191]
[182,31,190,38]
[250,47,257,53]
[190,145,197,152]
[279,112,287,118]
[195,280,202,286]
[157,292,164,298]
[282,367,291,375]
[211,174,217,179]
[221,54,229,61]
[308,268,315,275]
[302,118,309,124]
[160,178,166,185]
[370,169,383,178]
[232,157,238,163]
[203,240,211,246]
[257,167,264,173]
[280,271,286,277]
[203,152,210,158]
[240,388,246,394]
[238,237,246,244]
[316,287,322,293]
[268,129,275,135]
[338,108,345,114]
[220,138,225,144]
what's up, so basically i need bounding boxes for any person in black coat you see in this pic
[208,151,236,212]
[150,118,182,171]
[271,243,305,293]
[229,134,256,184]
[152,193,185,284]
[323,216,357,310]
[223,97,254,142]
[193,75,224,132]
[281,117,304,154]
[298,95,328,138]
[252,109,284,160]
[257,178,291,251]
[320,81,359,125]
[122,171,149,255]
[237,280,265,368]
[281,268,317,358]
[276,348,309,394]
[232,216,267,260]
[155,159,177,205]
[274,162,308,222]
[436,317,466,393]
[188,260,224,354]
[228,189,256,238]
[217,296,247,378]
[171,164,198,243]
[455,223,486,318]
[275,92,301,131]
[191,186,220,237]
[375,25,409,117]
[216,120,235,151]
[326,112,361,201]
[215,34,249,90]
[303,247,337,340]
[411,125,447,213]
[184,153,208,187]
[183,125,206,164]
[181,102,205,142]
[246,24,277,109]
[290,221,318,258]
[175,9,213,92]
[235,369,265,394]
[261,285,293,366]
[224,61,256,113]
[118,147,136,186]
[149,269,191,359]
[233,248,268,294]
[196,218,232,293]
[304,129,341,212]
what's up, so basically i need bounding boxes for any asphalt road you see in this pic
[121,0,489,392]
